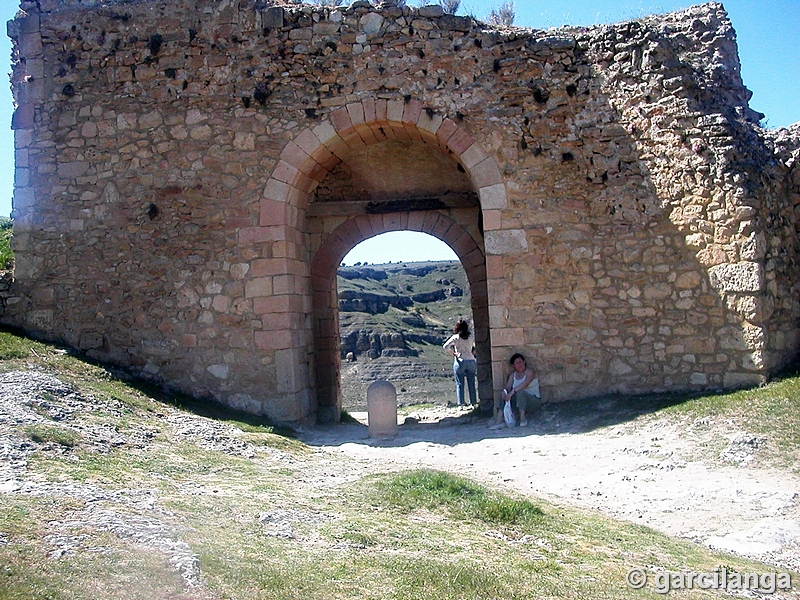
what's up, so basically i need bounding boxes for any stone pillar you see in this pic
[367,380,397,439]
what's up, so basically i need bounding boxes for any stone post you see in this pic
[367,380,397,439]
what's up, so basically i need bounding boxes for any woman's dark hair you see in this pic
[509,353,526,365]
[454,318,471,339]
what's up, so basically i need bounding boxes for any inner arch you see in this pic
[311,212,490,423]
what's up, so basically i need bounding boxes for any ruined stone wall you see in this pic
[5,0,799,424]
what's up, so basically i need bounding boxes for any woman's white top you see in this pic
[443,334,476,361]
[513,370,540,397]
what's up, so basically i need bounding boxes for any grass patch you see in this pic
[23,424,81,447]
[372,468,545,527]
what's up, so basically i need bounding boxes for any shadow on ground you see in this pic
[300,390,704,448]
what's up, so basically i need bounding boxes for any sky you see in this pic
[1,0,798,264]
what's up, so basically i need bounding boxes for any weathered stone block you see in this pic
[708,262,764,292]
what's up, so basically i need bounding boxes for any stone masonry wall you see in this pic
[5,0,800,424]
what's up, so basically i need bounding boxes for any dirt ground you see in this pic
[299,399,800,573]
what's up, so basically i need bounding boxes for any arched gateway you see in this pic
[5,0,800,425]
[265,98,499,422]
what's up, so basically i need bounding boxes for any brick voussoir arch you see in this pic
[251,96,505,422]
[250,97,510,233]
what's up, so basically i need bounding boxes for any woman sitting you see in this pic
[489,353,541,429]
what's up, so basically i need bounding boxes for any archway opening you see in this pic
[338,232,476,416]
[270,100,505,423]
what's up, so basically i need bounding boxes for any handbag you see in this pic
[503,400,516,427]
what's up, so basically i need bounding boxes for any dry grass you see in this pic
[0,329,798,599]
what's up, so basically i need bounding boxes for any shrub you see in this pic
[0,217,13,270]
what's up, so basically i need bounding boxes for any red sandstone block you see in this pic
[253,295,293,314]
[251,257,290,277]
[340,128,366,149]
[407,211,426,232]
[312,243,338,268]
[355,215,376,239]
[262,311,297,331]
[451,229,476,256]
[461,247,485,271]
[366,213,385,234]
[393,125,412,142]
[447,128,475,156]
[181,334,197,348]
[260,199,286,227]
[365,122,387,142]
[310,143,338,168]
[255,329,292,350]
[279,140,310,170]
[375,99,388,122]
[362,97,376,123]
[430,214,454,239]
[421,211,440,234]
[402,99,423,124]
[485,255,504,279]
[293,171,317,194]
[239,226,283,244]
[482,209,502,231]
[295,127,321,155]
[330,106,353,132]
[307,161,329,184]
[271,160,299,185]
[335,227,359,252]
[436,118,459,146]
[273,274,295,295]
[386,99,405,122]
[383,213,408,231]
[402,120,423,141]
[354,123,379,146]
[370,121,393,141]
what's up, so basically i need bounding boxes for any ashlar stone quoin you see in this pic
[5,0,800,426]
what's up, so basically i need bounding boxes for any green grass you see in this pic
[638,368,800,470]
[0,329,798,599]
[23,424,81,447]
[372,469,545,527]
[0,217,12,271]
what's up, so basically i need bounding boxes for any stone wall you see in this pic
[6,0,800,425]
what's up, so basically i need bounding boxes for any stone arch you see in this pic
[311,213,490,422]
[252,97,506,422]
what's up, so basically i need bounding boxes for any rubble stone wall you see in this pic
[5,0,800,424]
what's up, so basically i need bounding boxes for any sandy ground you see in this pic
[299,401,800,572]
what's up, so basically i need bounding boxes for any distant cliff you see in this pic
[337,261,471,359]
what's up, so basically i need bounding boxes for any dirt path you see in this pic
[299,402,800,572]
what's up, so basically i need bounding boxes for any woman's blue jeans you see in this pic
[453,358,477,406]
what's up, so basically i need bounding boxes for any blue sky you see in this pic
[2,0,798,264]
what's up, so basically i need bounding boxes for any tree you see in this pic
[439,0,460,14]
[487,1,514,26]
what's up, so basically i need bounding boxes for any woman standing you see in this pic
[443,318,478,407]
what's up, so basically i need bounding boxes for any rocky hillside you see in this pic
[336,261,471,360]
[335,261,473,408]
